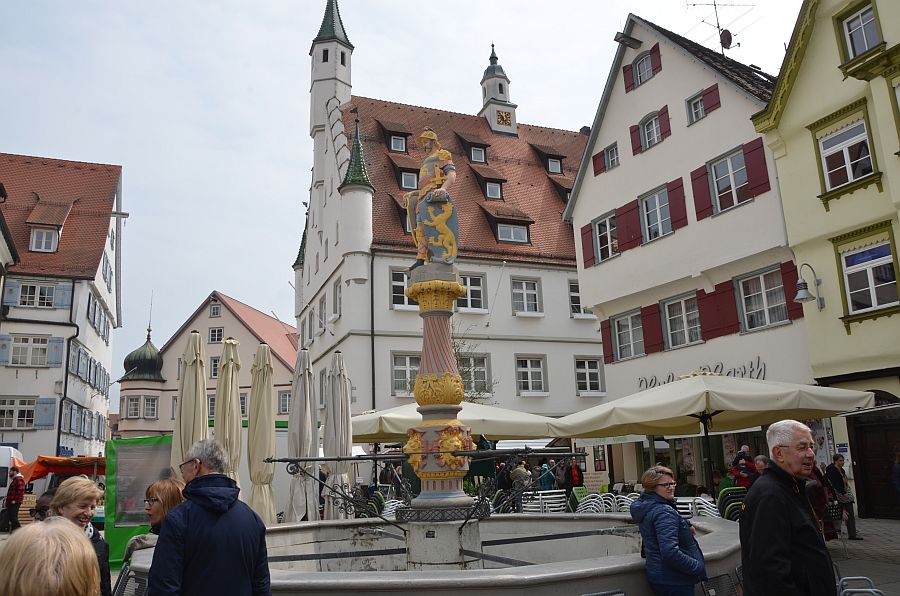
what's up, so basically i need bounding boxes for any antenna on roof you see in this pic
[685,0,754,54]
[147,291,154,341]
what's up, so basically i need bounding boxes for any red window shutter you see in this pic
[581,223,596,268]
[691,165,713,221]
[615,200,642,251]
[666,177,688,230]
[743,137,771,197]
[623,64,635,93]
[650,42,662,74]
[659,105,671,139]
[630,125,642,155]
[592,152,606,176]
[780,261,805,320]
[641,304,664,354]
[697,281,740,340]
[600,319,614,364]
[702,84,721,113]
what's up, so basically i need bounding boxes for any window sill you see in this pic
[393,392,415,398]
[664,339,705,351]
[458,307,489,315]
[739,319,792,336]
[578,391,607,398]
[514,311,545,318]
[841,304,900,334]
[612,353,646,363]
[641,230,675,246]
[572,313,597,320]
[711,196,755,218]
[818,171,883,211]
[316,328,325,337]
[592,253,621,267]
[838,41,895,81]
[686,115,707,127]
[327,313,340,323]
[392,304,419,312]
[520,391,549,398]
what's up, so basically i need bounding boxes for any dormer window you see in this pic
[390,135,407,152]
[548,158,562,174]
[498,223,528,243]
[485,182,502,199]
[30,228,58,253]
[471,147,486,163]
[401,172,418,190]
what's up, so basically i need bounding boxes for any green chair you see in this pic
[573,486,589,503]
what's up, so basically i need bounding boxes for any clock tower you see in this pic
[478,44,517,135]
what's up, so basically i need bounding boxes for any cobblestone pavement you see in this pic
[829,517,900,595]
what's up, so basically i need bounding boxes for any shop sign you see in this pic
[637,355,767,390]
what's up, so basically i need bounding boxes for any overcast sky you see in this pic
[1,0,801,411]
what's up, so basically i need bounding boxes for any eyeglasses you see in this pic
[179,458,199,472]
[778,443,817,454]
[659,482,677,488]
[143,498,160,506]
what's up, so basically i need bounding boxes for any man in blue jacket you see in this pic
[148,439,271,595]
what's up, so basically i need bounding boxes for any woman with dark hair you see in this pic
[630,465,706,595]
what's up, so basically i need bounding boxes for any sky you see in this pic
[1,0,802,411]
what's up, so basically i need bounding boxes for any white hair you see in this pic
[766,420,811,457]
[186,439,227,473]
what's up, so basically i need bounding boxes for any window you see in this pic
[498,223,527,243]
[391,270,417,308]
[210,356,220,379]
[604,144,619,170]
[613,312,644,360]
[569,280,590,315]
[144,396,158,419]
[635,54,653,85]
[208,327,224,343]
[664,295,702,348]
[318,295,327,330]
[516,357,546,393]
[11,336,48,366]
[712,151,750,211]
[842,243,898,314]
[109,229,116,250]
[210,303,221,317]
[642,115,661,149]
[548,158,562,174]
[0,398,35,430]
[30,228,57,252]
[102,252,113,290]
[171,396,177,420]
[739,269,788,330]
[319,369,327,408]
[471,147,486,163]
[177,358,182,380]
[819,120,873,191]
[401,172,418,190]
[208,394,216,418]
[457,274,485,310]
[390,135,406,152]
[300,319,307,347]
[332,278,342,318]
[61,402,71,432]
[575,359,603,393]
[322,48,329,62]
[340,51,346,66]
[459,355,489,394]
[641,188,672,241]
[595,213,618,262]
[278,391,291,415]
[511,278,541,314]
[392,353,420,396]
[485,182,502,199]
[307,309,315,341]
[18,283,55,308]
[126,396,141,419]
[843,5,879,59]
[688,94,705,124]
[240,393,248,417]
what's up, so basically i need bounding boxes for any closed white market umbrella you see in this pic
[170,331,208,480]
[285,348,319,522]
[323,351,354,520]
[247,343,277,525]
[213,337,242,486]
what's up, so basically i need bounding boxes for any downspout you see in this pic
[55,280,79,456]
[370,252,376,411]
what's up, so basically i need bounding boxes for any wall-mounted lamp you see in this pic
[794,263,825,311]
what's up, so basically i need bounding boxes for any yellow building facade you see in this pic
[754,0,900,518]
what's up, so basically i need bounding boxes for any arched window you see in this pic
[640,112,662,149]
[634,53,653,86]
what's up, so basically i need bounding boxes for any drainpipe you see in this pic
[370,252,376,411]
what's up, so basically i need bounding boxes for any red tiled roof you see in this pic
[530,143,567,159]
[548,174,575,190]
[456,131,490,146]
[387,153,420,170]
[347,96,587,266]
[377,119,411,135]
[0,153,121,279]
[479,201,534,224]
[469,163,507,182]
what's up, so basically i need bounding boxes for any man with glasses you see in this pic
[148,439,270,595]
[739,420,836,596]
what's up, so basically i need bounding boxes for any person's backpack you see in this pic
[497,466,512,490]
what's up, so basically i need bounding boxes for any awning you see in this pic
[19,456,106,483]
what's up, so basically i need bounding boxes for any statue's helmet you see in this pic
[417,127,441,149]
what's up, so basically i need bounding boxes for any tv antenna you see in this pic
[686,0,755,54]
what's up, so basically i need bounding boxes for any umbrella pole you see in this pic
[701,414,714,502]
[647,435,656,466]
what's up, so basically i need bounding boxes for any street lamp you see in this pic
[794,263,825,311]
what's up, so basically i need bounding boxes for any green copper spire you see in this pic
[339,112,373,192]
[313,0,353,50]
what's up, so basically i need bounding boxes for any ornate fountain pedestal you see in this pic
[400,263,483,570]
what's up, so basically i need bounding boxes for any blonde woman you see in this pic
[123,478,185,562]
[0,516,100,595]
[50,476,111,596]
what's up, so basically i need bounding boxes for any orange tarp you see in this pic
[19,456,105,483]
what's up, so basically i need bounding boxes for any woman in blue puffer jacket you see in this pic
[630,466,706,596]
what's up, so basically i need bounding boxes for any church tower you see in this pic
[478,44,518,135]
[309,0,353,136]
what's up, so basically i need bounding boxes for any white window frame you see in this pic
[634,54,653,86]
[126,396,141,419]
[640,187,672,242]
[29,227,58,252]
[613,311,644,360]
[511,278,542,315]
[390,269,418,310]
[842,241,899,315]
[278,390,291,415]
[642,115,662,149]
[515,356,548,396]
[209,303,221,317]
[485,181,502,199]
[459,354,490,395]
[61,402,71,432]
[401,171,418,190]
[711,150,750,212]
[391,352,420,397]
[208,327,224,343]
[457,274,486,312]
[11,335,49,367]
[171,396,178,420]
[319,369,327,408]
[738,268,789,331]
[819,120,873,192]
[569,280,594,318]
[210,356,220,379]
[574,358,604,395]
[18,283,55,308]
[208,394,216,418]
[663,294,702,348]
[548,158,562,174]
[843,5,878,60]
[0,398,36,430]
[331,278,342,320]
[318,295,327,332]
[604,144,619,170]
[470,146,486,163]
[390,135,407,152]
[688,93,705,124]
[240,393,248,417]
[497,223,528,243]
[143,396,158,420]
[594,212,618,263]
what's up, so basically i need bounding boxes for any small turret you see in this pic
[121,325,165,382]
[338,112,374,284]
[478,44,518,135]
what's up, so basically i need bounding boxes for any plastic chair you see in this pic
[573,486,589,503]
[694,498,721,518]
[674,497,695,518]
[701,573,739,596]
[615,494,635,513]
[723,501,743,521]
[599,493,617,512]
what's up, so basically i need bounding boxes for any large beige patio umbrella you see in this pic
[352,401,560,443]
[213,337,242,486]
[247,343,277,525]
[323,351,354,520]
[285,348,319,522]
[170,331,208,480]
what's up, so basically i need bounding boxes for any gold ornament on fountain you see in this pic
[405,280,466,313]
[437,427,474,471]
[404,429,426,472]
[414,372,465,406]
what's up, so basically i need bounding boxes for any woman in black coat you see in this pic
[50,476,111,596]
